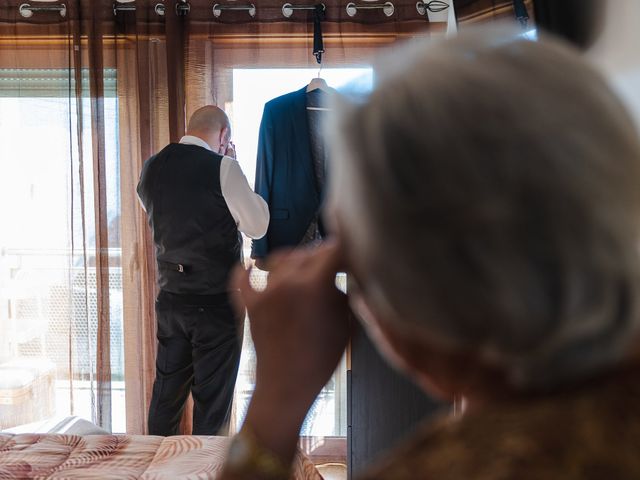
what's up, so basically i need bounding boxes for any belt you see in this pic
[157,290,230,306]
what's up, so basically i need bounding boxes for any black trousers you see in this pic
[148,290,242,436]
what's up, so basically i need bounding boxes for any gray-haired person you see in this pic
[220,31,640,480]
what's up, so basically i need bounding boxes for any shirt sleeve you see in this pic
[220,156,270,239]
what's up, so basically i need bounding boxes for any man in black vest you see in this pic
[137,106,269,436]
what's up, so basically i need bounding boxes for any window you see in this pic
[0,69,124,433]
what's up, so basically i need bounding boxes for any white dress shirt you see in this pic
[179,135,269,239]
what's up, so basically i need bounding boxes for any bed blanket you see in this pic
[0,434,322,479]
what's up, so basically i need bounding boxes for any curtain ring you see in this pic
[213,3,256,18]
[113,1,136,16]
[18,3,34,17]
[416,1,449,16]
[176,0,190,16]
[282,2,294,18]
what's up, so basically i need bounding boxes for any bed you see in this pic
[0,433,322,479]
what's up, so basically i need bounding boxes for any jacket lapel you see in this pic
[289,86,319,203]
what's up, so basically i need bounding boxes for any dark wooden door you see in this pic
[348,322,446,477]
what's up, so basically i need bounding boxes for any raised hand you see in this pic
[230,241,351,465]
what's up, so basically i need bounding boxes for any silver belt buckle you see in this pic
[177,264,184,273]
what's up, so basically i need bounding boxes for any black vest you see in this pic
[137,143,241,295]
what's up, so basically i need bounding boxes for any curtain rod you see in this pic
[113,4,137,15]
[282,3,326,19]
[112,3,189,16]
[212,4,256,18]
[19,1,452,20]
[18,2,177,18]
[19,3,67,18]
[346,2,395,18]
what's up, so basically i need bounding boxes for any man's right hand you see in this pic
[225,141,236,159]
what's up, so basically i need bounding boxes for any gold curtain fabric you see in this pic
[0,0,527,435]
[0,1,119,431]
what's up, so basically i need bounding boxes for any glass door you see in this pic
[229,67,372,460]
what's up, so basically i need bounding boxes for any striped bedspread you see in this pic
[0,434,322,479]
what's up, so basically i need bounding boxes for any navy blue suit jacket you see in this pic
[251,86,321,258]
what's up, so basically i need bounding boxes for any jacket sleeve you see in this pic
[251,104,275,259]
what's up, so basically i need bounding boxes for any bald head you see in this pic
[186,105,231,154]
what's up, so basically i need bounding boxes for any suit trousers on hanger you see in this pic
[147,290,242,436]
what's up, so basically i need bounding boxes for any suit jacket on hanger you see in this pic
[251,86,323,259]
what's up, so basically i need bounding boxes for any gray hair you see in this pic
[332,31,640,390]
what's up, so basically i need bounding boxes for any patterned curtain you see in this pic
[0,1,120,432]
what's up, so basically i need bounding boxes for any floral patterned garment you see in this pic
[360,369,640,480]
